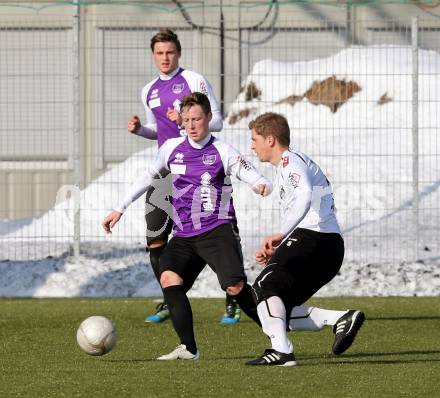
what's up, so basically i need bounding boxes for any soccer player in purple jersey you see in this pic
[103,93,272,360]
[245,113,365,366]
[127,29,239,324]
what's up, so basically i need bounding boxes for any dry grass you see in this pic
[275,94,304,106]
[377,92,393,105]
[228,108,255,125]
[304,75,362,113]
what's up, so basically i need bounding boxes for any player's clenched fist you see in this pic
[127,116,141,134]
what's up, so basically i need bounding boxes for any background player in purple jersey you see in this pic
[127,29,240,324]
[103,93,272,360]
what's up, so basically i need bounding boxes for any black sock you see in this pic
[226,293,235,306]
[234,284,261,327]
[162,285,197,354]
[148,245,166,281]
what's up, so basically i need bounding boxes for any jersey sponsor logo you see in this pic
[237,155,252,171]
[150,88,159,99]
[199,81,208,95]
[200,187,214,211]
[148,97,161,109]
[288,172,300,188]
[170,163,186,175]
[174,153,184,163]
[202,154,216,165]
[200,172,214,211]
[200,172,212,186]
[172,83,185,94]
[282,156,289,167]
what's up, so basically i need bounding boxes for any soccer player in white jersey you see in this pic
[246,113,365,366]
[127,29,240,324]
[103,93,272,360]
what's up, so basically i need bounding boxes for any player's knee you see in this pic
[226,281,244,296]
[148,239,166,250]
[160,270,183,288]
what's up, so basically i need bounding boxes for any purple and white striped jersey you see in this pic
[136,68,223,147]
[114,134,272,237]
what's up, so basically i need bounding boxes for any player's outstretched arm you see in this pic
[224,146,273,196]
[108,139,173,220]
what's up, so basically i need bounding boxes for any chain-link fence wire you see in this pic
[0,1,439,267]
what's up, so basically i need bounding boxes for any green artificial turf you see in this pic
[1,297,439,397]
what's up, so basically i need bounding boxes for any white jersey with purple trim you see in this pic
[136,68,223,146]
[114,134,272,237]
[276,150,341,236]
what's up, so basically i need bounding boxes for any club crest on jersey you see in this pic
[174,153,184,163]
[288,172,300,188]
[172,83,185,94]
[282,156,289,167]
[202,154,216,165]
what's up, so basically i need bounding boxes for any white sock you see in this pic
[257,296,293,354]
[288,306,348,331]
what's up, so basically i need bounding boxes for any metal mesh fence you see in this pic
[1,1,439,269]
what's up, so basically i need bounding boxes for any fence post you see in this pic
[411,17,419,261]
[72,1,81,258]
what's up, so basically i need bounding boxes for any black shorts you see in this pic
[159,223,246,291]
[144,168,173,245]
[252,228,344,309]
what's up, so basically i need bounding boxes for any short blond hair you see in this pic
[249,113,290,147]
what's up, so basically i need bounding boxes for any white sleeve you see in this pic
[222,145,272,196]
[279,190,312,236]
[185,71,223,132]
[134,84,158,140]
[279,165,312,236]
[113,145,169,213]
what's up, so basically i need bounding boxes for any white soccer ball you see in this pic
[76,316,117,356]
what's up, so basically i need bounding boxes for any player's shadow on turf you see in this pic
[322,356,440,366]
[367,316,440,321]
[103,358,158,363]
[301,350,440,364]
